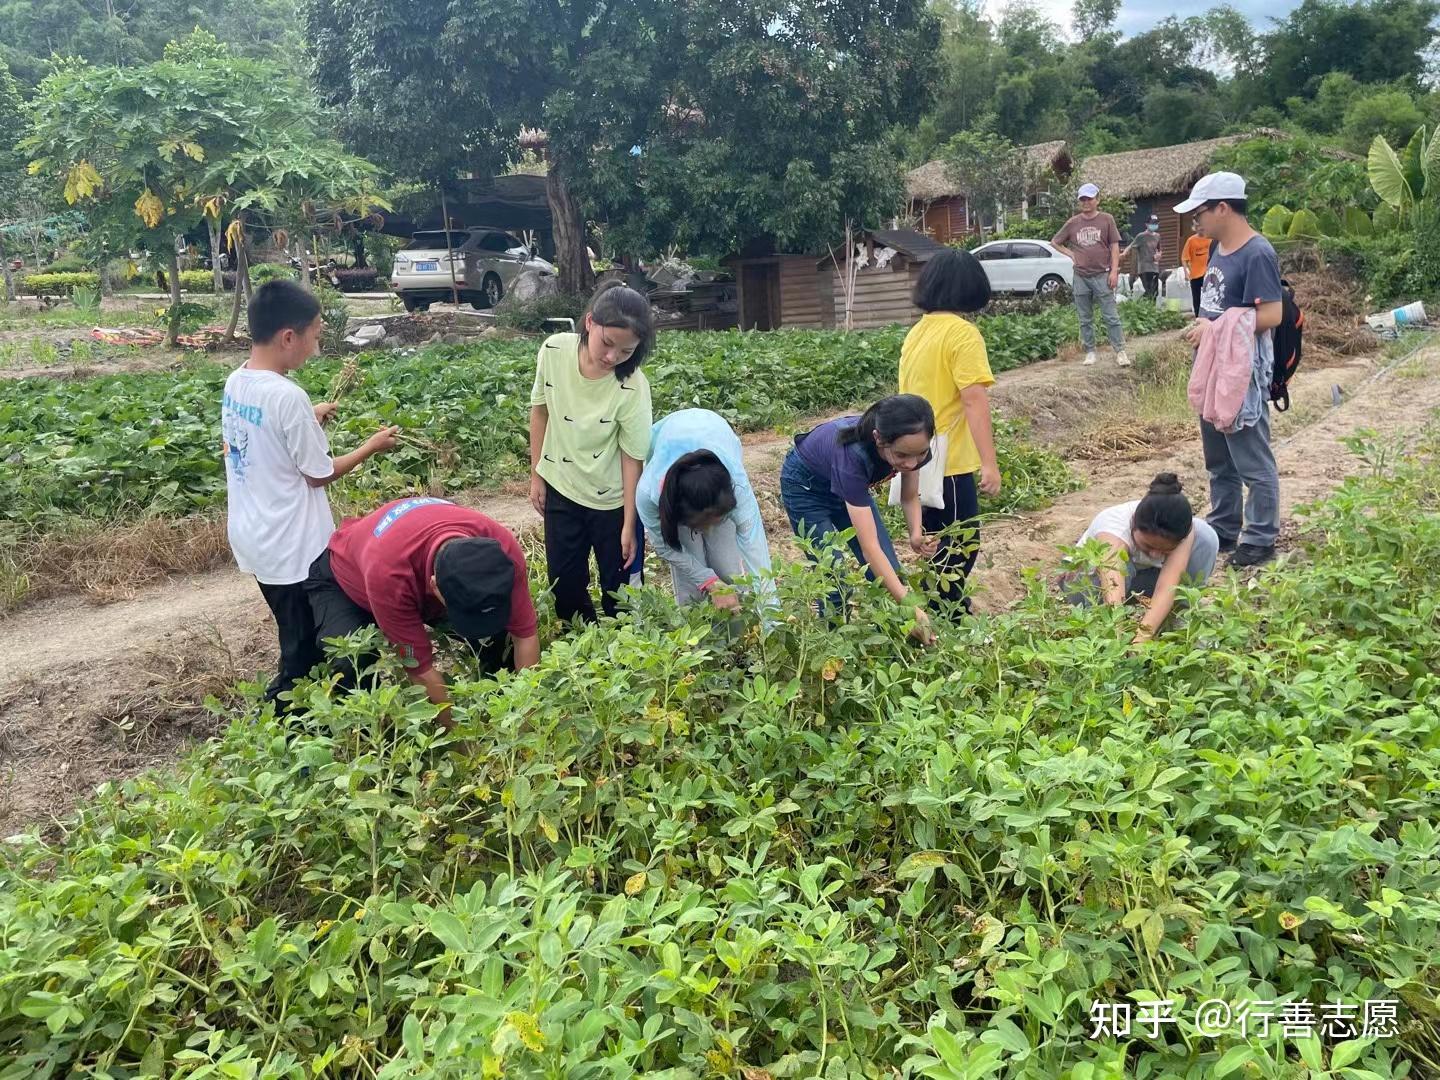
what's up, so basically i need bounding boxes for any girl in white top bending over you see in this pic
[1067,472,1219,644]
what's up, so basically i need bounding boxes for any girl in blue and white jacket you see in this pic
[636,409,774,611]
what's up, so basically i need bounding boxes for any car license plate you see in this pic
[415,261,439,271]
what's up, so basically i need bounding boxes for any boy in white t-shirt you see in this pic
[222,280,399,705]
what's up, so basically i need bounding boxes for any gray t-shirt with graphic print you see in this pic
[1198,234,1282,320]
[1197,233,1283,429]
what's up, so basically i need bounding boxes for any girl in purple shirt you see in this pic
[780,394,937,641]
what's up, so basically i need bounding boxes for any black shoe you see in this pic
[1215,535,1238,555]
[1230,542,1275,567]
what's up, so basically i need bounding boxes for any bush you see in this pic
[178,269,220,292]
[19,271,100,295]
[42,253,91,275]
[252,262,292,284]
[494,292,587,332]
[70,284,101,313]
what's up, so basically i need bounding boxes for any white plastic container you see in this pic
[1366,301,1428,334]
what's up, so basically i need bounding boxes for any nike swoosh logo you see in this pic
[564,415,575,422]
[562,457,573,463]
[599,418,613,424]
[592,452,602,458]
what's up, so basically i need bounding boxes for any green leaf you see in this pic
[1331,1039,1370,1069]
[897,851,951,881]
[403,1012,424,1061]
[1369,134,1413,211]
[980,1017,1030,1055]
[428,911,469,953]
[1213,1044,1254,1078]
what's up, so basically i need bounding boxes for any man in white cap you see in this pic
[1052,183,1129,367]
[1176,171,1284,568]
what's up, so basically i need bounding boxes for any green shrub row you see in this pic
[18,271,100,295]
[0,305,1186,529]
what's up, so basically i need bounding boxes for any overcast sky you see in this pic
[1016,0,1302,39]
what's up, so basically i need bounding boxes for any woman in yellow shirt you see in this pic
[899,249,1001,615]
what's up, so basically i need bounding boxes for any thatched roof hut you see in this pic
[1077,130,1290,200]
[905,140,1073,203]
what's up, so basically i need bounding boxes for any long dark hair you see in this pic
[586,280,655,381]
[837,393,935,450]
[658,450,737,549]
[1133,472,1193,541]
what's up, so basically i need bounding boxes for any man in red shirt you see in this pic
[304,497,541,727]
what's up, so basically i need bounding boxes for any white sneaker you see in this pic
[1083,351,1097,366]
[1116,350,1131,367]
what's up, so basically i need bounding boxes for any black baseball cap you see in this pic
[433,537,513,641]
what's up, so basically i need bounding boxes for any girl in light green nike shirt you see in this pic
[528,281,655,623]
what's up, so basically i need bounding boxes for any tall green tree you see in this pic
[1257,0,1439,106]
[24,32,383,343]
[307,0,937,280]
[306,0,677,293]
[0,0,302,86]
[0,63,26,299]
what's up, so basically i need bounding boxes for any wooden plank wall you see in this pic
[834,265,920,330]
[920,197,969,244]
[778,256,831,329]
[1120,195,1186,275]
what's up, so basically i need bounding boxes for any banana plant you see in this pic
[1368,126,1440,227]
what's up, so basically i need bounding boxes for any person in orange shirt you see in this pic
[1181,221,1211,317]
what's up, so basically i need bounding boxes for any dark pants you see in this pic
[1190,278,1203,316]
[922,472,980,617]
[1140,271,1160,302]
[303,550,506,689]
[780,449,900,614]
[544,486,629,623]
[257,579,323,704]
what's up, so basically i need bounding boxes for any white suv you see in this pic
[390,228,556,312]
[971,240,1073,295]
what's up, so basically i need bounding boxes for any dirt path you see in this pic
[2,337,1436,836]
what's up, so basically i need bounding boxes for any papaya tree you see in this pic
[24,53,232,342]
[25,32,385,345]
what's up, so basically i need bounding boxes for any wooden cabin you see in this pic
[726,228,948,332]
[822,229,948,330]
[906,141,1073,245]
[722,252,836,331]
[1076,131,1296,274]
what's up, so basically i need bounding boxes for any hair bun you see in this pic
[1148,472,1182,496]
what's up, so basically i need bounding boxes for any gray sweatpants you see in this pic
[1200,409,1280,548]
[670,517,744,604]
[1073,273,1126,351]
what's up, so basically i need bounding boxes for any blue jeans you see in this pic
[780,449,900,613]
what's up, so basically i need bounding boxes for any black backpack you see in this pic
[1206,238,1304,412]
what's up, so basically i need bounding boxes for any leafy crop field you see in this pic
[0,305,1185,529]
[2,432,1436,1077]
